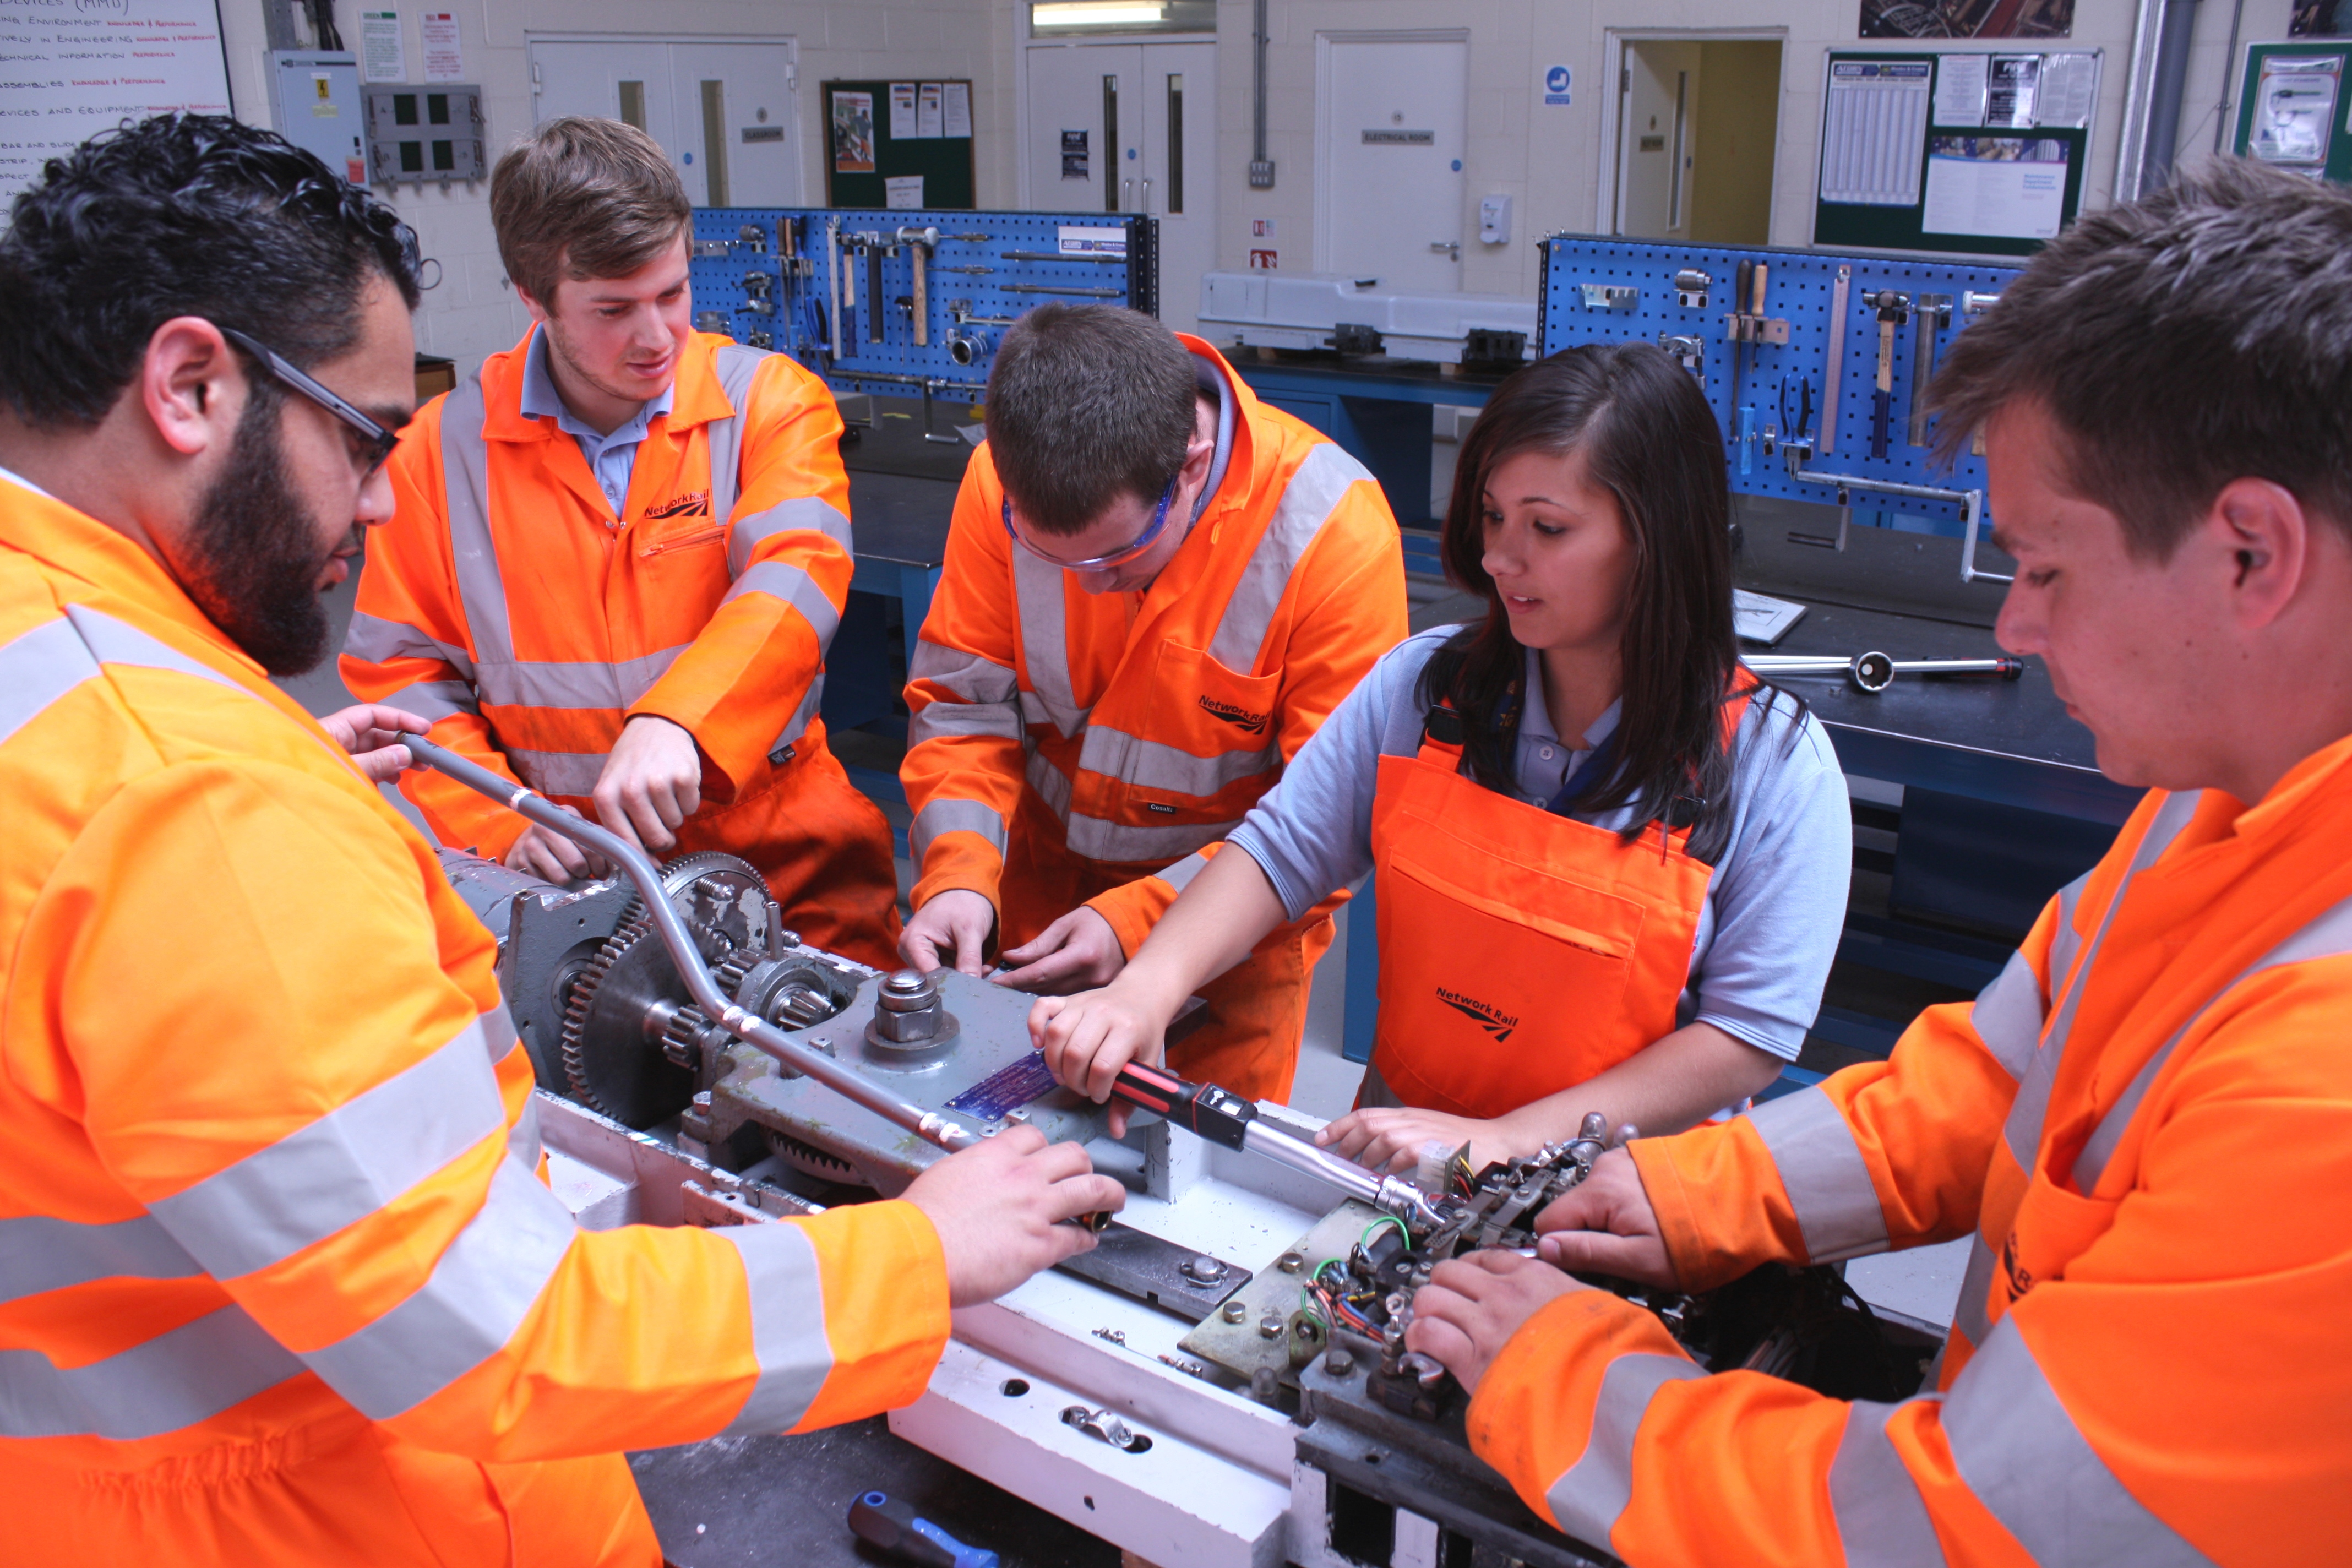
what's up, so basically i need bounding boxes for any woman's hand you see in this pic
[1030,979,1178,1137]
[1315,1106,1536,1175]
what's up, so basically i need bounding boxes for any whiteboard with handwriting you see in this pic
[0,0,231,203]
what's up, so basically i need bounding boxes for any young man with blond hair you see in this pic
[345,116,900,977]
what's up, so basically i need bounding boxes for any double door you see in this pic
[529,37,802,208]
[1025,41,1216,336]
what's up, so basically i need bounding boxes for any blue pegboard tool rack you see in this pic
[688,208,1157,415]
[1539,235,2021,564]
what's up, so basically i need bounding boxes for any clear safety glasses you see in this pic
[217,325,402,477]
[1001,472,1179,572]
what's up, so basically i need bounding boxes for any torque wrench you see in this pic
[1744,652,2023,694]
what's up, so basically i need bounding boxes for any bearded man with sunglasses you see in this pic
[900,304,1407,1104]
[0,115,1120,1565]
[341,116,900,968]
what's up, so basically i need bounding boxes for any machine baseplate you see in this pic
[1178,1199,1387,1382]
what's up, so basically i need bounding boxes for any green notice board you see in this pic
[1813,51,2096,258]
[823,79,976,209]
[2230,41,2352,184]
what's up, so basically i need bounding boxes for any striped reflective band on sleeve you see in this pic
[2072,891,2352,1194]
[706,344,770,526]
[2005,791,2203,1169]
[301,1155,579,1420]
[1829,1396,1949,1567]
[1066,810,1238,865]
[0,617,100,745]
[1540,1352,1707,1550]
[1968,951,2045,1083]
[507,748,611,798]
[1156,850,1212,893]
[146,1013,513,1281]
[910,798,1009,863]
[1025,749,1073,822]
[0,1211,199,1304]
[342,610,480,683]
[722,560,841,651]
[374,680,480,724]
[1011,546,1089,736]
[1945,1317,2219,1568]
[714,1222,836,1435]
[1076,722,1280,799]
[727,496,852,577]
[908,701,1025,744]
[1744,1085,1890,1264]
[0,1301,303,1440]
[910,641,1019,704]
[1205,441,1371,674]
[1947,1233,1999,1352]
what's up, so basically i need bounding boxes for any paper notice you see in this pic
[917,82,944,138]
[2035,52,2099,128]
[885,175,924,209]
[420,12,462,83]
[361,11,406,83]
[1922,136,2068,239]
[1820,59,1933,206]
[1934,54,1989,126]
[944,81,972,138]
[1986,55,2040,129]
[889,83,917,141]
[2251,56,2340,164]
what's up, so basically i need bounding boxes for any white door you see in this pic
[1615,41,1701,238]
[1317,36,1467,291]
[530,39,801,207]
[1024,41,1216,336]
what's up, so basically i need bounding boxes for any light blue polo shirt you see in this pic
[518,326,676,516]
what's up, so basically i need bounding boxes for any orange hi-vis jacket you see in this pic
[342,327,897,968]
[1466,753,2352,1565]
[1,479,950,1566]
[902,337,1407,1099]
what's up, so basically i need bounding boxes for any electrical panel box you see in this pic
[362,84,487,187]
[266,51,366,186]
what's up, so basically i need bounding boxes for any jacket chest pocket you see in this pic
[2000,1173,2122,1312]
[1095,640,1283,820]
[635,513,726,560]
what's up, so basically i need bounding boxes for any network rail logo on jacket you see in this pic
[1435,986,1517,1042]
[642,489,712,520]
[1196,694,1270,735]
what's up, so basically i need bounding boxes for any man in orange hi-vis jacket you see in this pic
[898,304,1407,1104]
[1404,160,2352,1566]
[0,115,1120,1567]
[341,117,898,968]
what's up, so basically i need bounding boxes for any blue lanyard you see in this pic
[1497,684,1619,818]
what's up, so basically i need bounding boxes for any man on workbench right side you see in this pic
[1408,157,2352,1564]
[897,304,1408,1106]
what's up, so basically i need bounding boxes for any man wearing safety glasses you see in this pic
[900,304,1408,1106]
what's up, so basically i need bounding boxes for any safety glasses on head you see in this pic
[1001,472,1179,572]
[216,325,402,477]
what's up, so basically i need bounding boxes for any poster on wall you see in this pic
[2248,55,2340,162]
[2290,0,2352,35]
[1060,128,1088,179]
[1921,135,2070,238]
[0,0,231,202]
[1861,0,2073,41]
[831,90,874,172]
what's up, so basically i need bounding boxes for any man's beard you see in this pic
[181,389,356,677]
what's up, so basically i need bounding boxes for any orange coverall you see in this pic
[1,481,950,1565]
[901,338,1407,1102]
[1467,758,2352,1565]
[342,328,897,968]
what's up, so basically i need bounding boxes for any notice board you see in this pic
[0,0,232,202]
[2230,41,2352,184]
[1814,49,2098,257]
[822,78,974,210]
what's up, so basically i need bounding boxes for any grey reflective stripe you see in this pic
[0,1302,302,1440]
[2074,891,2352,1194]
[374,679,479,723]
[1948,1233,1997,1349]
[2006,791,2202,1169]
[1026,748,1074,821]
[2043,871,2089,1008]
[438,373,518,668]
[728,496,852,577]
[508,748,610,797]
[767,672,826,755]
[148,1016,509,1281]
[715,1222,836,1434]
[0,616,99,746]
[723,560,841,652]
[1206,441,1373,673]
[1745,1085,1888,1264]
[1012,545,1088,735]
[303,1156,578,1420]
[910,798,1009,863]
[474,645,690,712]
[1946,1317,2219,1568]
[1077,722,1280,799]
[1969,951,2045,1082]
[341,610,481,682]
[1066,810,1238,865]
[1540,1352,1705,1549]
[509,1091,543,1169]
[1829,1397,1949,1567]
[1156,850,1212,893]
[907,700,1025,745]
[910,641,1020,704]
[0,1212,199,1305]
[66,603,260,698]
[707,344,772,526]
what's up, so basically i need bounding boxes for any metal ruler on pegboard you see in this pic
[687,208,1157,410]
[1539,235,2019,545]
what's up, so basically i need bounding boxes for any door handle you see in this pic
[1141,176,1153,213]
[1429,240,1461,260]
[1121,176,1133,211]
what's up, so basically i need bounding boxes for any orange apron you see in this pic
[1368,688,1750,1120]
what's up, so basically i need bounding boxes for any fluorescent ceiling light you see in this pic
[1034,2,1169,27]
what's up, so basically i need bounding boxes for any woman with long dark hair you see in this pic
[1032,343,1850,1168]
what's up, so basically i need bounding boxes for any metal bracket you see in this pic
[1580,283,1638,310]
[1053,1223,1253,1323]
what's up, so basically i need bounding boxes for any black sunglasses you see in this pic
[216,325,401,477]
